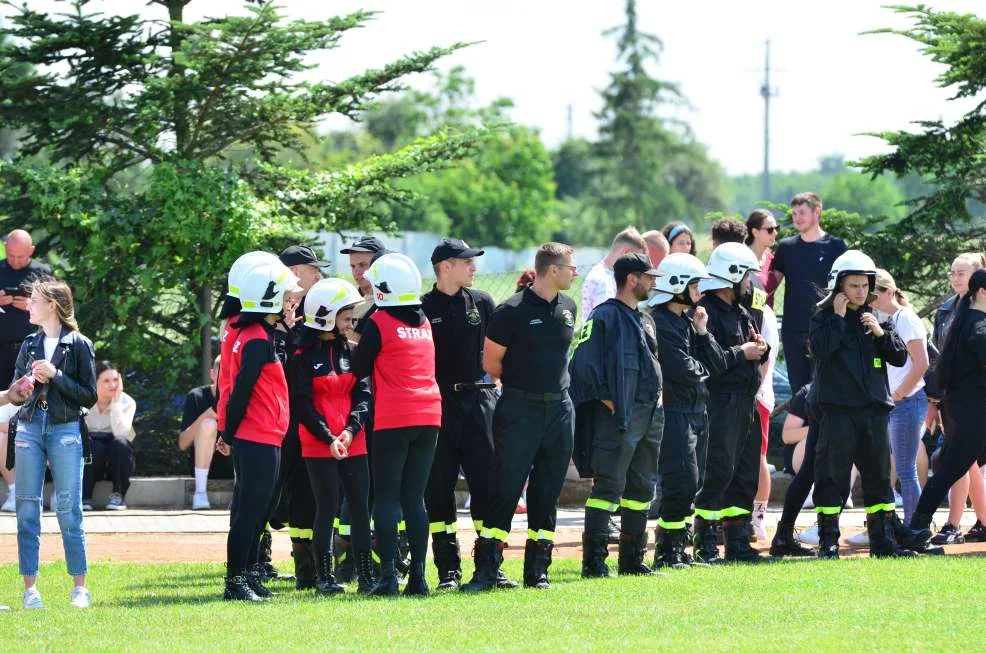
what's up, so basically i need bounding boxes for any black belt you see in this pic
[503,387,567,402]
[444,381,497,392]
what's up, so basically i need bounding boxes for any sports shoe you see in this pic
[802,486,815,509]
[0,603,9,611]
[752,502,768,542]
[70,586,91,609]
[191,492,211,510]
[846,531,869,546]
[930,523,965,546]
[105,493,126,510]
[893,490,904,508]
[82,501,93,511]
[23,587,44,610]
[0,494,14,512]
[964,520,986,543]
[796,525,820,545]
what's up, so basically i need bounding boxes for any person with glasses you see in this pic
[745,209,780,302]
[462,243,579,592]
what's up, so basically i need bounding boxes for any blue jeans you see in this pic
[889,388,927,523]
[15,413,88,577]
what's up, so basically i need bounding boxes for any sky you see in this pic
[5,0,984,175]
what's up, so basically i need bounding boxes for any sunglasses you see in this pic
[760,226,778,234]
[554,263,577,273]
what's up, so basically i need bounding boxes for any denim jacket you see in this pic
[13,327,97,425]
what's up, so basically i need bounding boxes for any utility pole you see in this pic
[566,103,573,140]
[760,40,779,202]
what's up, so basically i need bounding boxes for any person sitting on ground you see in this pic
[178,355,230,510]
[82,361,137,511]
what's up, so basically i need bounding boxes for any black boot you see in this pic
[581,532,611,578]
[653,526,691,570]
[432,534,462,591]
[246,563,274,599]
[259,530,292,581]
[356,550,376,595]
[618,531,659,576]
[692,517,722,564]
[461,537,500,593]
[523,539,553,589]
[817,513,841,560]
[396,529,411,578]
[292,539,317,590]
[723,517,772,563]
[770,521,815,558]
[369,559,400,596]
[868,511,918,558]
[892,513,941,554]
[334,534,355,583]
[314,550,346,596]
[403,561,429,597]
[494,541,519,589]
[224,572,264,602]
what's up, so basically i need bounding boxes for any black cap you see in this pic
[431,238,485,265]
[279,245,330,268]
[614,252,659,277]
[340,235,387,255]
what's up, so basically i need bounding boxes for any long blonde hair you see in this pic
[32,279,79,332]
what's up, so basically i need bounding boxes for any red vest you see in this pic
[297,347,368,459]
[370,311,441,430]
[217,321,289,447]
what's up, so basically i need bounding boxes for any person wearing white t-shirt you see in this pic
[580,227,648,319]
[873,270,930,523]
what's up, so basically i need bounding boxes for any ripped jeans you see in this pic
[15,413,88,577]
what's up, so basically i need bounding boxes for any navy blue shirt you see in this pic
[771,233,847,332]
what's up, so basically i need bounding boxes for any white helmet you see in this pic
[237,261,301,314]
[817,249,877,308]
[227,251,281,299]
[303,278,362,331]
[698,242,762,293]
[366,253,423,307]
[645,253,709,307]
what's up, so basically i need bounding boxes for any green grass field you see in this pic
[1,557,980,651]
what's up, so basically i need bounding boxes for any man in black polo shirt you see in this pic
[0,230,51,389]
[421,238,513,591]
[461,242,578,592]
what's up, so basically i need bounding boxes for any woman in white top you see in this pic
[82,361,136,510]
[872,270,929,523]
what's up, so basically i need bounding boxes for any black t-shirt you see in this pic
[946,311,986,394]
[421,286,496,385]
[486,287,577,393]
[181,384,217,431]
[0,259,52,343]
[771,233,847,332]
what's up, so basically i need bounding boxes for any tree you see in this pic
[854,5,986,309]
[552,138,596,200]
[822,172,906,220]
[0,0,480,389]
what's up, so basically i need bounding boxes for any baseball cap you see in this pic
[614,252,660,277]
[431,238,485,265]
[340,235,387,255]
[279,245,330,268]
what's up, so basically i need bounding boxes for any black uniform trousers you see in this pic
[425,387,496,536]
[483,389,574,542]
[82,433,135,500]
[585,401,662,536]
[812,406,894,513]
[657,410,708,529]
[267,427,316,541]
[913,396,986,527]
[694,392,761,519]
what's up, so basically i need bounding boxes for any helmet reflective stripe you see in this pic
[236,260,296,314]
[303,278,362,331]
[367,253,423,307]
[227,251,280,299]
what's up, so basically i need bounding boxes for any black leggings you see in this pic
[227,439,281,575]
[371,426,438,568]
[306,455,371,556]
[912,398,986,528]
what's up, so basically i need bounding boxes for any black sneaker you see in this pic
[964,520,986,543]
[930,523,965,546]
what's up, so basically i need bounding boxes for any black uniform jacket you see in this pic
[697,294,768,396]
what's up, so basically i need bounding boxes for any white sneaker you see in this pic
[893,490,904,508]
[802,486,815,509]
[70,586,91,609]
[22,587,44,610]
[847,531,870,546]
[105,493,126,510]
[796,525,820,545]
[0,603,9,611]
[191,492,211,510]
[0,495,14,512]
[82,502,93,512]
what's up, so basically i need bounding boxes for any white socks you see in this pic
[753,500,768,541]
[194,468,209,495]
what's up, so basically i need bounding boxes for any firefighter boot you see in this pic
[817,514,841,560]
[868,511,918,558]
[259,529,292,581]
[723,517,772,563]
[292,539,317,590]
[333,533,355,583]
[524,539,553,589]
[494,540,519,589]
[403,560,430,597]
[246,563,274,599]
[692,516,723,564]
[890,512,935,553]
[369,559,400,597]
[460,537,500,594]
[618,531,659,576]
[314,549,346,596]
[432,533,462,591]
[770,520,815,558]
[355,550,376,595]
[396,529,412,578]
[581,531,611,578]
[224,572,264,602]
[653,526,691,570]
